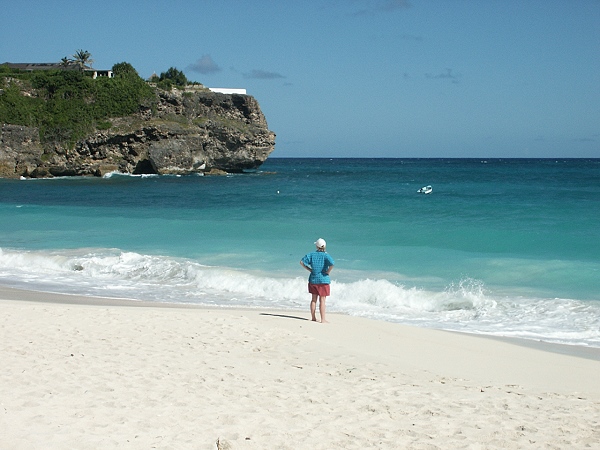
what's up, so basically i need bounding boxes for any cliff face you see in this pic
[0,89,276,178]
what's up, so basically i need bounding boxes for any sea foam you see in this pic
[1,246,599,348]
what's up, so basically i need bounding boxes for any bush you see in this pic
[112,62,140,78]
[96,120,112,130]
[0,62,155,147]
[156,78,173,91]
[158,67,187,87]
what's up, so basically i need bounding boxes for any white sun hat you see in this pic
[315,238,326,249]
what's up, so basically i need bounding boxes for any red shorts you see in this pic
[308,283,330,297]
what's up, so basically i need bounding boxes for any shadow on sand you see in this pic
[259,313,309,321]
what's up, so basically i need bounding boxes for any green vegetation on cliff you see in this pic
[0,62,155,146]
[151,67,188,91]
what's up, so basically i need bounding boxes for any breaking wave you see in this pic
[1,246,599,348]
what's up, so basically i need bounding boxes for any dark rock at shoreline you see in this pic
[0,89,275,178]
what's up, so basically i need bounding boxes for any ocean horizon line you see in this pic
[266,156,600,160]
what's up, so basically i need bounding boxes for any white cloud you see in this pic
[187,54,221,74]
[243,69,286,79]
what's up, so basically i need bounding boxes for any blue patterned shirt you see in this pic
[301,251,335,284]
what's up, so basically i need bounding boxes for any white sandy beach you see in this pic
[1,286,599,449]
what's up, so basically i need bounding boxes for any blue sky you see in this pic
[2,0,599,157]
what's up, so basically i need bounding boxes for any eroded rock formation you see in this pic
[0,89,275,178]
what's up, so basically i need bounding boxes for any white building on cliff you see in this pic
[208,88,247,95]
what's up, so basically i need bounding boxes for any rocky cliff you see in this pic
[0,89,276,178]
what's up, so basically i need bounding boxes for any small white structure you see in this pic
[90,69,113,79]
[209,88,247,95]
[3,63,113,79]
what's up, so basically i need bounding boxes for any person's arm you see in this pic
[325,255,334,275]
[300,261,312,272]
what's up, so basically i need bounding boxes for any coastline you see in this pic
[2,285,599,361]
[1,285,599,448]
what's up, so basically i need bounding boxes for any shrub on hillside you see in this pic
[0,62,156,147]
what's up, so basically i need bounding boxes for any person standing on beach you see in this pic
[300,238,335,323]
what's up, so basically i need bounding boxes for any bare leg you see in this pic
[310,294,318,321]
[319,296,328,323]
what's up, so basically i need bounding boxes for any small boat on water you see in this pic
[417,185,432,194]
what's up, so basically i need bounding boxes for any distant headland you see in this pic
[0,51,275,178]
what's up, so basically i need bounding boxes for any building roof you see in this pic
[2,62,89,71]
[2,62,113,79]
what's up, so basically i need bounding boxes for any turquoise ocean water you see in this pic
[1,158,599,347]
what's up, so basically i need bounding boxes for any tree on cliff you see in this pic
[60,57,72,69]
[73,50,94,70]
[112,62,141,79]
[157,67,188,90]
